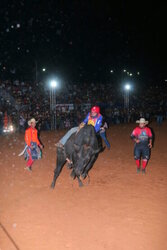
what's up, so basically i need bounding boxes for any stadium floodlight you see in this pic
[124,84,131,91]
[110,70,114,73]
[123,69,126,72]
[50,80,58,88]
[9,125,14,132]
[124,83,132,112]
[50,79,58,130]
[42,68,46,72]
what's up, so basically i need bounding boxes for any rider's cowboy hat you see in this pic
[136,118,148,124]
[28,118,38,126]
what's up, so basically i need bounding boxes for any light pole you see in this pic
[35,60,38,82]
[124,84,131,112]
[50,80,57,130]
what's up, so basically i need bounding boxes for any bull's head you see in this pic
[73,144,100,177]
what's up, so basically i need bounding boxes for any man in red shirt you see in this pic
[24,118,43,171]
[131,118,152,173]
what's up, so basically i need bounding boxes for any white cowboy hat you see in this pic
[28,118,38,126]
[136,118,148,124]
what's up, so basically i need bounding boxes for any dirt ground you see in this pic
[0,122,167,250]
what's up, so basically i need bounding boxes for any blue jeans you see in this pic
[157,115,163,125]
[100,131,110,149]
[59,127,79,145]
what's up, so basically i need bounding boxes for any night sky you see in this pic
[0,0,166,83]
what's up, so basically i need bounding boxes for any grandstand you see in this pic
[0,79,167,133]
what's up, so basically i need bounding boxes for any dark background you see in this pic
[0,0,166,83]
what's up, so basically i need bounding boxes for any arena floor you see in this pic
[0,122,167,250]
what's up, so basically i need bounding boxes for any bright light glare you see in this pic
[123,69,126,72]
[110,70,114,73]
[42,68,46,72]
[50,80,57,88]
[125,84,131,90]
[3,125,14,133]
[10,125,14,132]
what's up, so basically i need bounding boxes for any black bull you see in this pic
[51,125,102,188]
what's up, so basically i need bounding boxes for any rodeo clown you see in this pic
[22,118,43,171]
[131,118,152,174]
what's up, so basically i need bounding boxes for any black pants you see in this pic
[134,143,150,160]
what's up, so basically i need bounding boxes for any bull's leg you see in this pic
[82,155,97,179]
[77,176,83,187]
[51,149,66,189]
[51,163,65,188]
[70,170,83,187]
[70,169,76,179]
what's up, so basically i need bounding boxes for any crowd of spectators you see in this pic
[0,79,167,133]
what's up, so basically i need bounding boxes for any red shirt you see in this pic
[131,126,152,144]
[25,127,40,146]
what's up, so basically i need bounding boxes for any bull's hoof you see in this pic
[50,182,55,189]
[81,173,87,179]
[70,170,76,179]
[79,181,84,187]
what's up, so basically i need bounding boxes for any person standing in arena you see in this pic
[131,118,152,173]
[24,118,43,171]
[3,111,8,130]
